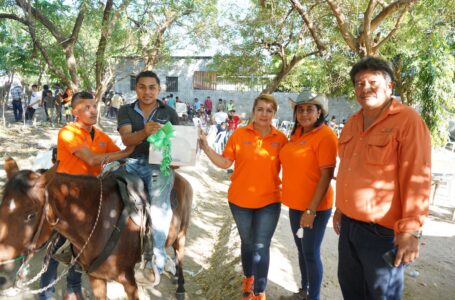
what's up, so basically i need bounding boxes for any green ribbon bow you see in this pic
[147,122,175,176]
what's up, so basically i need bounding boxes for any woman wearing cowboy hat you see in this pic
[279,92,338,300]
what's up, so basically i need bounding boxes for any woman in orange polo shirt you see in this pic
[279,93,338,300]
[199,94,288,300]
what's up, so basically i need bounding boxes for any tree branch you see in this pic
[21,5,68,86]
[373,7,408,52]
[325,0,358,51]
[66,3,87,48]
[0,13,28,25]
[363,0,378,55]
[371,0,417,32]
[290,0,326,52]
[15,0,65,41]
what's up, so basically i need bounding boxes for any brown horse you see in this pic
[0,158,192,299]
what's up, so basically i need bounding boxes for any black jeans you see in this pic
[338,215,404,300]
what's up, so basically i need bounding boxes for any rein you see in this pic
[0,256,26,266]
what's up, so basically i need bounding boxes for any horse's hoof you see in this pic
[175,292,185,300]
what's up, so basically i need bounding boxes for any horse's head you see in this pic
[0,158,56,289]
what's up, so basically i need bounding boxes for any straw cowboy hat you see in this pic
[288,91,329,117]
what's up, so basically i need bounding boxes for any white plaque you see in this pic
[148,125,198,166]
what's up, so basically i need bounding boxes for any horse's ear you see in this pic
[36,161,59,187]
[4,157,19,180]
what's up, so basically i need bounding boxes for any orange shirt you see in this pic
[336,99,431,235]
[223,123,288,208]
[280,125,338,211]
[57,123,120,176]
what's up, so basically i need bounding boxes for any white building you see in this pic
[113,56,359,122]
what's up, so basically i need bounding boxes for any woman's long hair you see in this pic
[290,104,326,136]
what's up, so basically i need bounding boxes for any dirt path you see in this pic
[1,107,454,299]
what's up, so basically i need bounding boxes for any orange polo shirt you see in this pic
[336,99,431,235]
[223,123,288,209]
[57,123,120,176]
[280,125,338,211]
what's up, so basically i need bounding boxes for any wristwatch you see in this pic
[304,209,316,216]
[408,230,423,239]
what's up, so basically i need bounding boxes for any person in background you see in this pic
[10,85,23,122]
[62,87,73,123]
[39,91,134,300]
[279,93,338,300]
[213,109,228,134]
[334,56,431,300]
[227,99,235,112]
[328,115,337,131]
[199,94,288,300]
[54,87,63,124]
[43,90,55,124]
[216,98,225,112]
[41,84,50,121]
[193,98,201,111]
[167,93,176,109]
[204,96,213,115]
[110,92,124,119]
[25,84,41,122]
[227,109,241,132]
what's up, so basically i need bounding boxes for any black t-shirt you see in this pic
[117,100,179,158]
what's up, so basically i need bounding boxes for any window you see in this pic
[130,76,136,91]
[193,71,217,90]
[166,77,178,92]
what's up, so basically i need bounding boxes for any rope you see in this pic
[15,171,106,295]
[0,256,26,266]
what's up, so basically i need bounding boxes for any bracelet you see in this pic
[304,209,316,215]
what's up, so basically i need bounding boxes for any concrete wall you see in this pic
[113,57,359,123]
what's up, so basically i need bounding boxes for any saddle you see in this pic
[85,162,151,273]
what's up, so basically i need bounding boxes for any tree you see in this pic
[212,0,326,94]
[94,0,130,122]
[127,0,217,70]
[0,0,89,90]
[325,0,418,57]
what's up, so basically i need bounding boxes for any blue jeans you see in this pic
[338,215,404,300]
[289,208,331,300]
[12,100,22,121]
[39,235,82,300]
[229,202,281,294]
[124,157,174,272]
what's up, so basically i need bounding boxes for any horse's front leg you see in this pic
[88,275,107,300]
[120,270,140,300]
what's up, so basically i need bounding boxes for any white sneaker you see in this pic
[164,255,176,275]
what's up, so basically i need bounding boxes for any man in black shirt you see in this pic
[117,71,179,284]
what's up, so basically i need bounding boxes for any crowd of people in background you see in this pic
[7,83,75,125]
[6,84,128,126]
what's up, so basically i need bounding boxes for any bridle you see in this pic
[0,170,105,295]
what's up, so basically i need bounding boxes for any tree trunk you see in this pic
[2,72,15,127]
[261,56,304,94]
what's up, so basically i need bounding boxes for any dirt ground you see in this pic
[0,106,454,300]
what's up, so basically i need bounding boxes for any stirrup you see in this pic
[134,259,161,286]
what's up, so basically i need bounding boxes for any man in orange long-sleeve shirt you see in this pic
[333,56,431,300]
